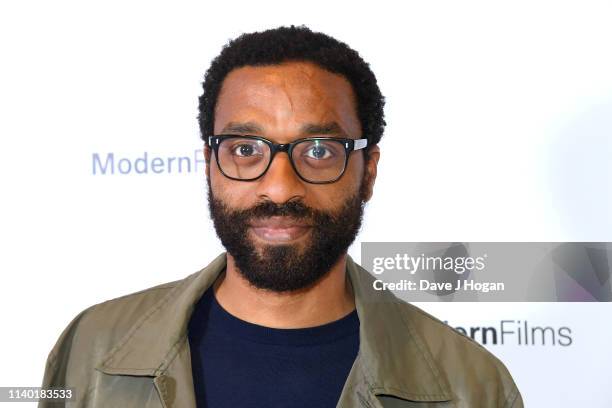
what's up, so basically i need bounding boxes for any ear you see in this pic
[362,144,380,202]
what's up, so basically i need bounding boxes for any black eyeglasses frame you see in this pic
[207,134,369,184]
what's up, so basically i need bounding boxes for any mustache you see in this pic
[238,200,316,221]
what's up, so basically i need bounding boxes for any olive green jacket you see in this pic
[40,253,523,408]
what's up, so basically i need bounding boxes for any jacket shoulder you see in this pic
[396,299,522,407]
[85,276,187,334]
[41,273,194,390]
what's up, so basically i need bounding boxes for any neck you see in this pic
[213,253,355,329]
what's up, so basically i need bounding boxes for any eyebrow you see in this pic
[300,122,347,136]
[219,121,348,137]
[220,122,264,134]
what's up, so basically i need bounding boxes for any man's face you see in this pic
[206,61,379,292]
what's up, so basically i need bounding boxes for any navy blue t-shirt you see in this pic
[187,287,360,408]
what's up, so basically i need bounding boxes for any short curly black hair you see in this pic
[198,25,385,148]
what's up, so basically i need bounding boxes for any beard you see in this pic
[207,179,367,293]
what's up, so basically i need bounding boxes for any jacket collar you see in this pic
[96,252,452,403]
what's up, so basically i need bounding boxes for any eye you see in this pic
[231,142,263,157]
[303,143,334,160]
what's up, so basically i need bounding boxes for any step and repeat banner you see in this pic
[1,1,612,407]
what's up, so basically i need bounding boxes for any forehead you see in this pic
[214,61,361,137]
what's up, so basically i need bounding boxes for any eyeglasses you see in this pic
[207,134,369,184]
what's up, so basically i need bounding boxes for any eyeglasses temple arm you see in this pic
[354,138,368,151]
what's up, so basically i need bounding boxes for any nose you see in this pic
[255,151,307,204]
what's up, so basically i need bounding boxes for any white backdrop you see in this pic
[1,1,612,406]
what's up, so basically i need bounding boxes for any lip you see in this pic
[249,216,312,243]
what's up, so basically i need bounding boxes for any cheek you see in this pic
[209,163,259,207]
[308,157,365,207]
[341,152,366,191]
[209,162,234,200]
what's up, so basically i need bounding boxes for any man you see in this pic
[41,26,523,407]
